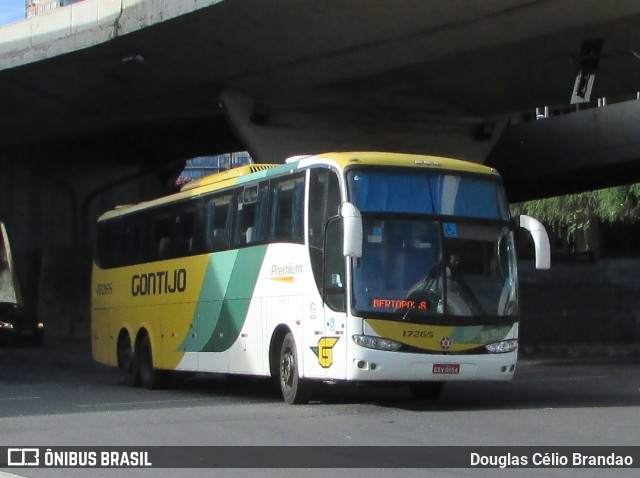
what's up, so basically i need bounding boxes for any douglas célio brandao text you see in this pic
[470,451,634,468]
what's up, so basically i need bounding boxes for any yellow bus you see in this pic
[91,152,549,404]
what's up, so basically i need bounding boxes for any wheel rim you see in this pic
[281,348,294,389]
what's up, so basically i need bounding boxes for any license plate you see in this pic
[433,363,460,374]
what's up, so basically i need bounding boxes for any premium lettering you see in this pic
[271,263,303,277]
[131,269,187,296]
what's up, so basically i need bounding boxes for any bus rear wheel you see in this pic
[118,333,139,387]
[137,334,166,390]
[279,332,310,404]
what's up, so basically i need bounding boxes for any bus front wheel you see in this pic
[279,332,311,405]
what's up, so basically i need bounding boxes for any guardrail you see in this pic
[26,1,62,18]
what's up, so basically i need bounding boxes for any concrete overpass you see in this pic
[2,0,640,336]
[3,0,640,166]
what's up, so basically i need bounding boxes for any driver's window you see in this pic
[323,218,345,312]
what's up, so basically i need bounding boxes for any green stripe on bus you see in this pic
[181,246,268,353]
[205,246,267,351]
[179,250,238,353]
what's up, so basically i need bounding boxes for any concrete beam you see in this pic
[487,100,640,202]
[221,89,506,164]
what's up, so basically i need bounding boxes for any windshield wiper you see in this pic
[401,257,442,320]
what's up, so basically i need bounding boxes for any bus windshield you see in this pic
[347,168,516,320]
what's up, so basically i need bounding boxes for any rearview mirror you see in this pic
[340,202,362,258]
[518,215,550,269]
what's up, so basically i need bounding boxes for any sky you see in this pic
[0,0,25,26]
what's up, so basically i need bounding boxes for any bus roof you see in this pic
[179,164,278,192]
[98,151,499,221]
[310,151,498,175]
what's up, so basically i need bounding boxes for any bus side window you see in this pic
[174,203,199,256]
[205,193,232,252]
[269,174,305,244]
[123,217,142,265]
[153,210,174,260]
[252,182,269,243]
[233,182,268,247]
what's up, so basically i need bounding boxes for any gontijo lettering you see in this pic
[131,269,187,296]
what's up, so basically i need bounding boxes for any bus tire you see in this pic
[138,334,166,390]
[279,332,310,404]
[409,381,444,400]
[118,333,139,387]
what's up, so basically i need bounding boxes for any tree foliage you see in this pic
[510,184,640,242]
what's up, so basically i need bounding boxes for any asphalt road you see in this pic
[0,340,638,478]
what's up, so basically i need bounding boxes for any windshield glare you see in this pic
[442,224,517,317]
[352,219,517,318]
[353,219,441,316]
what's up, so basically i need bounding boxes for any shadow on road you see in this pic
[1,339,638,417]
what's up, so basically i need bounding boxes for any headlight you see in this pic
[0,321,14,329]
[353,334,402,351]
[486,339,518,354]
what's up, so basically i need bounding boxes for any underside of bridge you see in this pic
[2,0,640,337]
